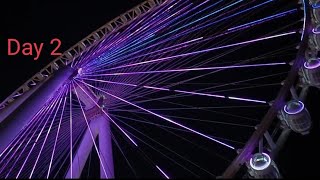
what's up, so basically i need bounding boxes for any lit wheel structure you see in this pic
[0,0,317,178]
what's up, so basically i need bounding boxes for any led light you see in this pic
[284,100,305,115]
[312,3,320,9]
[78,68,83,75]
[304,59,320,70]
[156,166,170,179]
[249,153,271,171]
[312,27,320,34]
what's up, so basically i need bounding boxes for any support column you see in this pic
[0,78,47,124]
[65,118,99,178]
[67,84,114,178]
[65,115,114,179]
[0,67,74,154]
[99,115,114,178]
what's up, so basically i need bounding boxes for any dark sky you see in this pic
[0,0,144,101]
[0,0,319,178]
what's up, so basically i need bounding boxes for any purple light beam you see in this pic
[29,88,67,178]
[16,90,64,178]
[84,62,287,76]
[228,96,266,104]
[69,85,73,178]
[78,77,268,104]
[156,165,170,179]
[78,80,235,150]
[74,81,138,147]
[73,82,109,178]
[95,31,295,71]
[174,90,225,98]
[47,89,68,178]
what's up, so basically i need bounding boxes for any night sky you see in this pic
[1,0,320,178]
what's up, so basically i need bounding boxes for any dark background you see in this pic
[0,0,319,178]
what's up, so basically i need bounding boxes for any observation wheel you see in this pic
[0,0,319,178]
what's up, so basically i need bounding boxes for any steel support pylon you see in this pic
[65,114,114,178]
[65,84,114,178]
[0,67,74,154]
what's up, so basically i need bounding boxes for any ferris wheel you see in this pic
[0,0,319,178]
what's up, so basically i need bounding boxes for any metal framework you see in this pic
[0,0,168,177]
[222,0,316,178]
[0,0,318,178]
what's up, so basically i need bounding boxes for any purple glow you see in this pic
[78,68,84,75]
[29,89,66,178]
[228,9,297,31]
[97,37,205,73]
[284,100,305,115]
[79,77,267,104]
[82,0,285,73]
[101,32,295,70]
[86,62,287,76]
[2,102,54,177]
[143,86,170,91]
[112,120,139,147]
[0,105,47,160]
[81,0,282,75]
[73,83,109,178]
[1,0,296,177]
[156,165,170,179]
[79,80,235,150]
[81,78,138,87]
[312,3,320,9]
[0,104,49,176]
[174,90,225,98]
[304,59,320,69]
[312,27,320,34]
[69,85,73,178]
[16,90,64,178]
[75,81,138,147]
[12,93,22,98]
[228,96,266,104]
